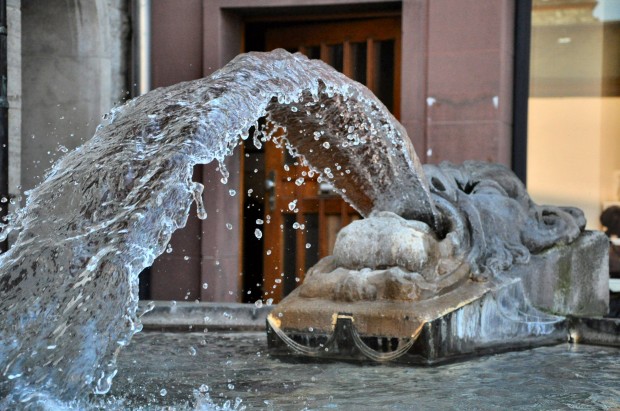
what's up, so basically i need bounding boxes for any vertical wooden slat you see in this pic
[320,42,329,64]
[295,208,306,285]
[340,199,350,227]
[318,199,328,258]
[343,40,352,78]
[393,35,402,119]
[366,38,376,93]
[263,138,284,303]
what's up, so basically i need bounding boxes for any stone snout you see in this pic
[298,211,468,302]
[332,211,437,277]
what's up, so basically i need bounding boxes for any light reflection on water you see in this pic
[107,331,620,410]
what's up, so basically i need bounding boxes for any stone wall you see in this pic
[20,0,130,192]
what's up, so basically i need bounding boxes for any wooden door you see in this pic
[260,17,402,302]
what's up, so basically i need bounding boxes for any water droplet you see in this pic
[293,222,300,229]
[266,249,272,255]
[295,177,304,186]
[247,188,254,196]
[256,219,264,225]
[288,200,297,211]
[254,300,263,308]
[291,106,298,112]
[184,256,190,261]
[254,228,262,239]
[145,301,155,313]
[226,223,233,230]
[266,298,274,306]
[229,189,236,196]
[166,244,173,253]
[306,243,311,249]
[188,346,197,356]
[322,142,330,149]
[202,282,208,290]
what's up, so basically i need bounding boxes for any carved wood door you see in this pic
[260,17,402,302]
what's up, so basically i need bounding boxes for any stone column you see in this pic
[7,0,20,225]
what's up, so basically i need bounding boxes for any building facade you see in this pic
[7,0,619,303]
[147,0,519,303]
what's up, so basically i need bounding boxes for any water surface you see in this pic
[108,331,620,410]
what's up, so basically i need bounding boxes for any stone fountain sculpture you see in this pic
[267,114,610,364]
[268,158,609,362]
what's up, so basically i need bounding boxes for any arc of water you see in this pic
[265,81,438,226]
[0,49,437,405]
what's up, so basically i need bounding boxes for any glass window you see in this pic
[528,0,620,228]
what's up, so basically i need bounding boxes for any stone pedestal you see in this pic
[267,279,566,364]
[267,231,609,363]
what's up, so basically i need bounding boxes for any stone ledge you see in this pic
[568,316,620,348]
[138,300,272,332]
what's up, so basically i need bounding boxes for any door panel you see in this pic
[268,17,401,117]
[259,17,401,302]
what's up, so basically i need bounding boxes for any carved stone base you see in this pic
[267,279,566,364]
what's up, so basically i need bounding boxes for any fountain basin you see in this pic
[108,309,620,409]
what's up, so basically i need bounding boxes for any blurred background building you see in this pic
[5,0,620,302]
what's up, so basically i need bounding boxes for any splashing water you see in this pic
[0,49,434,407]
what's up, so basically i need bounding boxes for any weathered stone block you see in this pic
[515,230,609,317]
